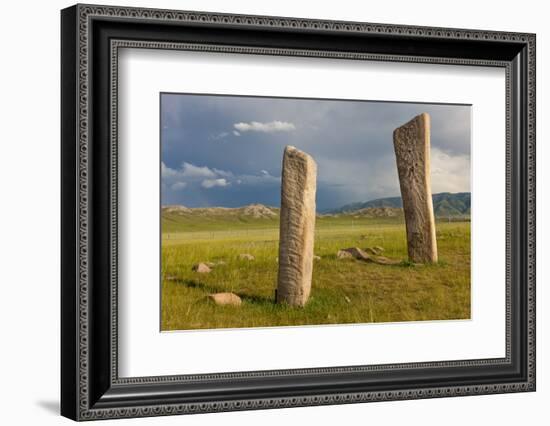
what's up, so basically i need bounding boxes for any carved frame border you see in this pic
[61,3,536,421]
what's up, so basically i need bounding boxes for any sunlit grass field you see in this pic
[161,215,470,331]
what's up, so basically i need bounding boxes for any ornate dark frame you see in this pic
[61,3,536,421]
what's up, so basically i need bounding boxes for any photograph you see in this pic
[160,93,472,331]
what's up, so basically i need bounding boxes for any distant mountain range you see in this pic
[163,203,277,219]
[161,204,404,221]
[328,192,471,217]
[162,192,471,228]
[161,203,280,232]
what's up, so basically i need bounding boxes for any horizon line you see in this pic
[161,191,471,210]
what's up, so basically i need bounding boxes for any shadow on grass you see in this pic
[397,259,448,268]
[237,292,275,305]
[178,279,220,294]
[177,279,275,305]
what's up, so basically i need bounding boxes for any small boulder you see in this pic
[239,253,255,261]
[164,275,178,281]
[364,246,384,255]
[340,247,370,261]
[337,250,354,259]
[192,263,211,273]
[207,292,242,306]
[313,255,321,261]
[339,247,400,265]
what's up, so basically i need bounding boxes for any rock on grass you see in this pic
[192,263,212,273]
[340,247,370,260]
[364,246,384,255]
[207,292,242,306]
[338,247,400,265]
[337,250,354,259]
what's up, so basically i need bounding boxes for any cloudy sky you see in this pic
[161,93,471,211]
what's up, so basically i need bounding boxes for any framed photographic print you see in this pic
[61,4,536,421]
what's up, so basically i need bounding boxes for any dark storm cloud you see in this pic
[160,93,471,210]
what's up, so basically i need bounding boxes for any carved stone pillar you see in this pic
[393,113,438,263]
[276,146,317,306]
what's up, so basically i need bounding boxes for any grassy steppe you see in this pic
[161,215,470,331]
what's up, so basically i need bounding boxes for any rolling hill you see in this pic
[161,192,470,232]
[161,204,280,232]
[329,192,470,217]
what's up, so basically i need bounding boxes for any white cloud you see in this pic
[162,161,279,192]
[161,162,179,179]
[233,130,241,136]
[233,120,296,133]
[213,168,234,178]
[180,162,216,178]
[430,148,470,193]
[163,162,233,181]
[201,178,229,189]
[170,181,187,191]
[162,162,231,192]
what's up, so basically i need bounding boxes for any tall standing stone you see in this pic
[277,146,317,306]
[393,113,438,263]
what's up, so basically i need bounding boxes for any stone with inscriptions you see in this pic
[276,146,317,307]
[393,113,438,263]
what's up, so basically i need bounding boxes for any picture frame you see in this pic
[61,3,536,421]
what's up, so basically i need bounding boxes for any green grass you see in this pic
[161,216,470,331]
